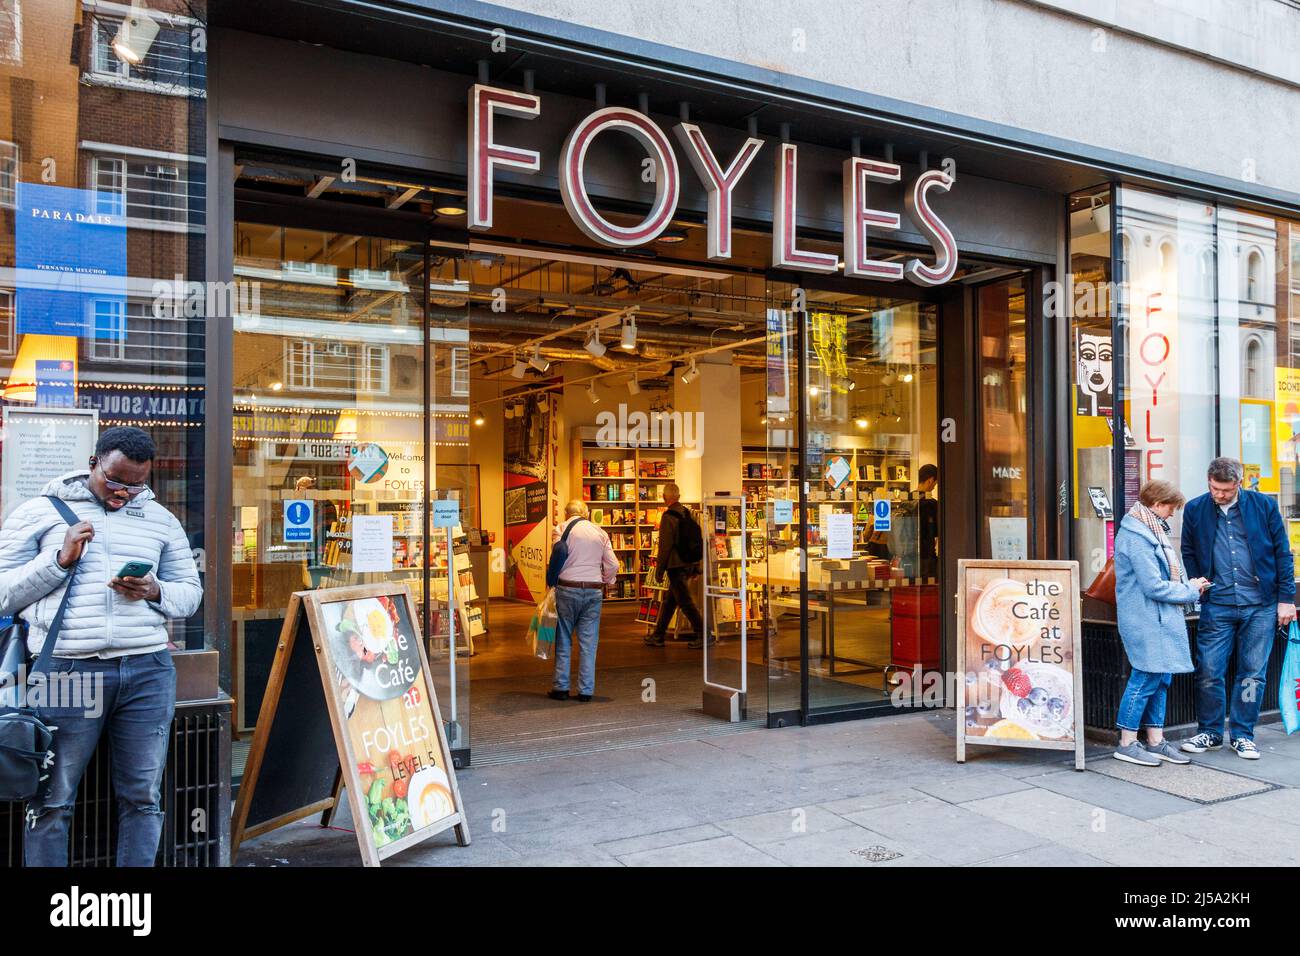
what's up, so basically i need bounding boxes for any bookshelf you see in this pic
[575,439,696,601]
[705,498,769,635]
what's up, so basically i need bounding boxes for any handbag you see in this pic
[0,496,82,801]
[1084,558,1116,606]
[1280,621,1300,736]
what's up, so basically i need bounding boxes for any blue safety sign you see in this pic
[284,499,314,542]
[873,498,892,532]
[433,499,460,528]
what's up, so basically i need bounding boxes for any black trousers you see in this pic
[654,566,705,637]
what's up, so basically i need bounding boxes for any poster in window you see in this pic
[1074,326,1112,417]
[15,183,126,338]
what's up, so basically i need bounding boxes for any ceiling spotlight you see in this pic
[855,416,869,429]
[435,204,468,216]
[680,358,700,384]
[846,378,856,391]
[759,415,769,426]
[269,380,283,392]
[510,353,527,379]
[881,372,896,387]
[620,315,638,350]
[529,345,550,373]
[586,383,600,404]
[656,229,687,244]
[473,414,486,427]
[902,372,914,383]
[585,327,607,359]
[112,4,160,65]
[808,384,820,397]
[627,376,641,395]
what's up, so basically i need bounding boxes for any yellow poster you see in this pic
[1273,368,1300,482]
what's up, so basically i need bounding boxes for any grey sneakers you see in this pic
[1144,739,1191,764]
[1113,741,1161,766]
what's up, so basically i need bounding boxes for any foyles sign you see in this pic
[467,85,958,286]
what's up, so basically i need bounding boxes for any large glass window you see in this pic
[0,0,207,648]
[1115,188,1218,544]
[977,276,1029,559]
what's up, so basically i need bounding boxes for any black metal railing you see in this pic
[1,697,231,867]
[1083,619,1288,734]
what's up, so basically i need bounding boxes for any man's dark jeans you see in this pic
[653,566,704,638]
[1195,602,1276,742]
[24,650,175,867]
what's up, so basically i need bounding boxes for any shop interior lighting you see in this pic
[586,383,600,404]
[435,204,468,216]
[584,327,607,359]
[510,353,528,379]
[680,358,700,384]
[626,375,640,395]
[855,415,870,429]
[529,345,550,373]
[656,229,688,244]
[620,314,638,350]
[901,371,914,383]
[473,413,486,427]
[113,3,160,65]
[269,381,283,391]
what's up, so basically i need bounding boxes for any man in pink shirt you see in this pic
[548,500,618,702]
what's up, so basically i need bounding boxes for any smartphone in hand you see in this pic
[116,561,154,579]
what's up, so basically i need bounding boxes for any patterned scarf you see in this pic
[1127,501,1185,584]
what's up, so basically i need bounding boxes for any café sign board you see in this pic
[956,559,1084,770]
[232,583,470,865]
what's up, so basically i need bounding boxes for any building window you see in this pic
[450,346,470,396]
[285,339,389,395]
[0,289,15,355]
[86,151,204,227]
[1244,337,1262,397]
[93,156,125,215]
[0,140,18,208]
[89,298,190,366]
[1246,248,1266,303]
[0,0,20,66]
[89,11,205,95]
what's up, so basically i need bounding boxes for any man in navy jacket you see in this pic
[1180,457,1296,759]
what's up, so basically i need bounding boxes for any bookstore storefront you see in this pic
[211,11,1073,763]
[6,2,1300,785]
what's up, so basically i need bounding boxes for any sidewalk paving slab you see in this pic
[839,794,1048,866]
[962,788,1257,866]
[759,825,949,867]
[616,835,785,867]
[970,844,1112,867]
[716,805,856,845]
[1022,768,1205,819]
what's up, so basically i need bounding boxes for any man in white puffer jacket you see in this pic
[0,426,201,866]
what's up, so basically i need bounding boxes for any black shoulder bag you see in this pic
[0,496,82,801]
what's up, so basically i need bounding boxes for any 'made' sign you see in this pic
[467,85,957,286]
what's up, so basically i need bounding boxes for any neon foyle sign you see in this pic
[467,84,958,286]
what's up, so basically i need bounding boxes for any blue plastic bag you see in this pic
[1281,622,1300,735]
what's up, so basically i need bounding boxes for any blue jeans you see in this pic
[1116,668,1172,732]
[552,586,603,696]
[1195,602,1276,742]
[24,650,176,867]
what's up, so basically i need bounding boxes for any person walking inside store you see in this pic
[548,500,618,703]
[1111,480,1210,766]
[0,426,202,866]
[1179,457,1296,760]
[645,483,710,650]
[917,463,940,579]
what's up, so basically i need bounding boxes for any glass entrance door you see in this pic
[761,288,942,720]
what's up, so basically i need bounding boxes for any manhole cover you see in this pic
[1091,758,1278,804]
[851,845,903,863]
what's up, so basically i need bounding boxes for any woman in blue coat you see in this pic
[1112,480,1211,766]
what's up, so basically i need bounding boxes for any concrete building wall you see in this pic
[478,0,1300,193]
